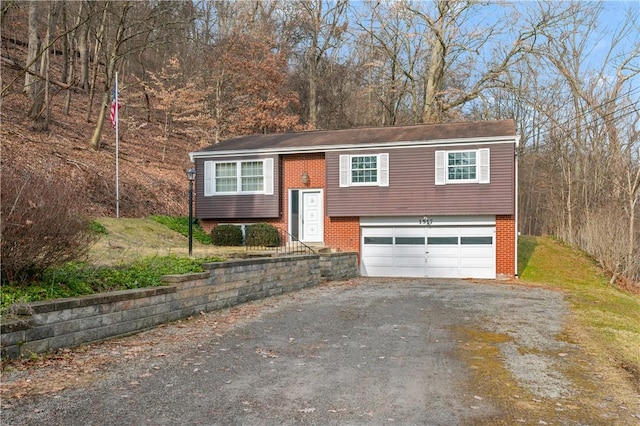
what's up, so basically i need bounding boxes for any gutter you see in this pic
[189,135,518,161]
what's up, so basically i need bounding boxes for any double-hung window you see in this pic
[339,153,389,187]
[351,155,378,184]
[240,161,264,192]
[215,162,237,193]
[204,158,274,196]
[435,149,490,185]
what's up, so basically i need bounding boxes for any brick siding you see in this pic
[496,214,516,279]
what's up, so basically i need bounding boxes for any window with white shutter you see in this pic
[339,153,390,187]
[203,159,274,195]
[436,149,490,185]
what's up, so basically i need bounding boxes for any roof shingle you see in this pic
[195,119,516,153]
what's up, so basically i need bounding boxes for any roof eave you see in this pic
[189,135,518,161]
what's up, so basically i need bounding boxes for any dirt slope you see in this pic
[1,39,199,218]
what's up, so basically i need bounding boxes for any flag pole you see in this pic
[115,71,120,219]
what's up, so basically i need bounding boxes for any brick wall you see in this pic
[1,254,358,360]
[325,216,360,253]
[496,214,516,279]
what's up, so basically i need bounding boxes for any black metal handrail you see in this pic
[277,231,316,255]
[244,229,316,255]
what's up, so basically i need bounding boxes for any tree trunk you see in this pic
[77,1,90,90]
[309,56,318,128]
[61,1,69,84]
[86,2,108,122]
[307,2,320,129]
[24,1,40,97]
[89,90,109,150]
[89,1,129,150]
[421,1,446,124]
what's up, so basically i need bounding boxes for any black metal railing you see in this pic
[244,229,316,255]
[277,231,316,255]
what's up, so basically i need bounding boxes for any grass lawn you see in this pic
[518,235,640,389]
[88,217,243,266]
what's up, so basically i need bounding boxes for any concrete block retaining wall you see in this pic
[1,253,358,360]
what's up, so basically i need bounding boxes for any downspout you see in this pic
[514,135,520,278]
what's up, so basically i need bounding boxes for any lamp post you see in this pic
[186,168,196,256]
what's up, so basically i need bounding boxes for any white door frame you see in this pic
[288,189,324,243]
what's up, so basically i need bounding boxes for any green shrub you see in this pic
[211,224,244,246]
[245,223,280,247]
[90,221,109,235]
[150,215,212,244]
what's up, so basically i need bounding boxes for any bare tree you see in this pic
[297,0,348,128]
[512,0,640,283]
[87,1,194,150]
[23,1,40,99]
[354,1,427,125]
[406,0,574,123]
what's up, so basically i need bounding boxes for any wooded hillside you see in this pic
[1,1,638,284]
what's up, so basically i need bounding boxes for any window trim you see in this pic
[339,153,389,188]
[435,148,490,185]
[204,158,274,196]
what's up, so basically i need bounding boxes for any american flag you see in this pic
[109,88,121,128]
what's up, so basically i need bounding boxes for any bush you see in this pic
[150,215,212,244]
[245,223,280,247]
[1,170,97,285]
[211,224,243,246]
[90,221,109,235]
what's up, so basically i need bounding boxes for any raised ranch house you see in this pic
[189,120,519,280]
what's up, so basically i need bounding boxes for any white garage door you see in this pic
[361,225,496,279]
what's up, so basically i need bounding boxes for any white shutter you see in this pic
[339,155,350,187]
[435,151,446,185]
[264,158,274,195]
[478,148,490,183]
[204,161,214,196]
[378,153,389,187]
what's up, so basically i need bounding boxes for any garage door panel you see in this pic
[394,245,424,256]
[461,258,494,268]
[428,246,459,257]
[427,266,461,278]
[395,255,425,267]
[428,257,459,268]
[361,223,496,279]
[365,255,394,266]
[394,266,426,277]
[460,247,493,257]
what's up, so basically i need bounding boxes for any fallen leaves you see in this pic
[255,348,279,358]
[0,302,267,403]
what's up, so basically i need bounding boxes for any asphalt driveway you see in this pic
[2,278,636,425]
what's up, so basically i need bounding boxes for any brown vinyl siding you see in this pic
[194,156,280,219]
[326,142,515,217]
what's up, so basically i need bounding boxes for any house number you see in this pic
[419,216,433,225]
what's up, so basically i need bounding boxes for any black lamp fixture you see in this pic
[186,168,196,256]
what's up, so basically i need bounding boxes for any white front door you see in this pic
[300,190,323,242]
